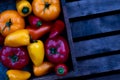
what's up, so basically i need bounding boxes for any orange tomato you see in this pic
[32,0,61,21]
[0,10,25,37]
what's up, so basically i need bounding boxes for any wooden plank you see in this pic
[70,14,120,38]
[76,54,120,76]
[74,35,120,57]
[66,0,120,18]
[32,71,74,80]
[89,74,120,80]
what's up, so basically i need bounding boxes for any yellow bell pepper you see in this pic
[16,0,32,17]
[4,29,30,47]
[7,70,31,80]
[27,40,45,66]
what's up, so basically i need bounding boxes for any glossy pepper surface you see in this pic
[27,40,44,66]
[55,64,68,76]
[45,36,69,64]
[4,29,30,47]
[32,0,61,21]
[1,46,29,69]
[7,70,31,80]
[27,23,51,40]
[49,20,65,38]
[33,62,54,76]
[28,15,43,28]
[0,10,25,37]
[16,0,32,17]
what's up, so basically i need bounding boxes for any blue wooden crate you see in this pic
[1,0,120,80]
[62,0,120,79]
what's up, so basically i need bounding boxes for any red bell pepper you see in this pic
[55,64,68,76]
[28,15,43,28]
[45,36,69,64]
[26,23,52,40]
[1,46,29,69]
[49,20,65,38]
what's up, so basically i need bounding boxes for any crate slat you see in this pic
[66,0,120,18]
[76,54,120,76]
[70,14,120,38]
[32,71,74,80]
[89,73,120,80]
[73,35,120,57]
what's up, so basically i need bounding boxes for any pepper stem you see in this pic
[57,68,64,74]
[22,7,29,14]
[37,21,42,27]
[1,19,12,33]
[32,40,38,43]
[6,19,12,27]
[50,48,57,54]
[9,55,18,63]
[30,35,38,43]
[45,2,51,9]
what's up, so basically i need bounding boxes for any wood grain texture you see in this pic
[66,0,120,18]
[74,35,120,57]
[62,0,120,78]
[71,14,120,38]
[77,54,120,76]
